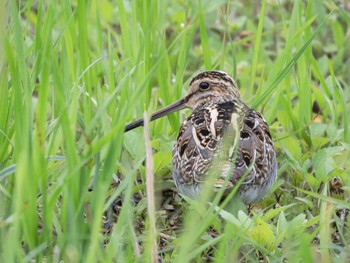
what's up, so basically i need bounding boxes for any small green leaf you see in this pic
[312,146,346,179]
[279,136,302,162]
[153,151,172,174]
[249,218,275,251]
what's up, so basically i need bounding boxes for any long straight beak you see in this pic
[124,97,188,132]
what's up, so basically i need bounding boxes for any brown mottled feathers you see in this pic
[172,99,277,204]
[124,70,277,204]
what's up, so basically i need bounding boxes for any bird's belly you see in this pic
[172,175,201,199]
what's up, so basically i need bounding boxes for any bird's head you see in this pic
[184,71,241,109]
[124,70,241,132]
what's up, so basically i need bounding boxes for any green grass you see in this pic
[1,0,350,262]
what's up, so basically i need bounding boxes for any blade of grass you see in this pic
[252,14,329,108]
[143,112,158,263]
[198,1,212,69]
[248,0,266,97]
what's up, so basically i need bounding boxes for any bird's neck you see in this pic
[195,96,245,110]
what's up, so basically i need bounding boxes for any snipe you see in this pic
[125,71,277,204]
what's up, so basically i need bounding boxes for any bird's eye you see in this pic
[199,82,209,90]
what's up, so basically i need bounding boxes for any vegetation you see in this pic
[1,0,349,262]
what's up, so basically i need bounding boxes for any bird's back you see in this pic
[172,100,277,204]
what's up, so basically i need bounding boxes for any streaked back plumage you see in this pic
[172,71,277,204]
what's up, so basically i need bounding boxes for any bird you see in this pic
[124,70,277,204]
